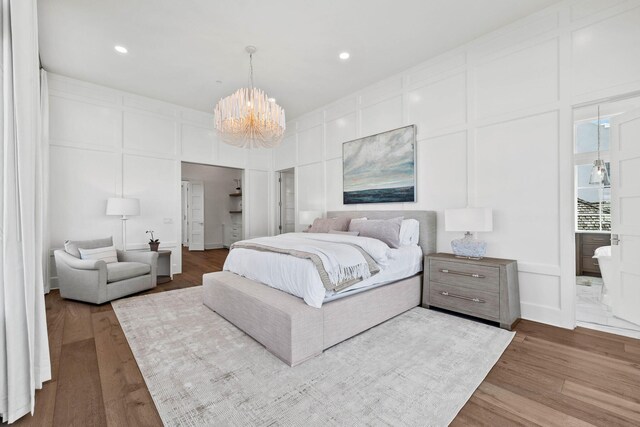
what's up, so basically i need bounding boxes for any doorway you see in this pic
[181,162,244,252]
[277,168,295,234]
[573,95,640,339]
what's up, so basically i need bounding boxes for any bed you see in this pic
[203,210,436,366]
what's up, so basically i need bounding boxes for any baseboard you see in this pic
[205,243,224,250]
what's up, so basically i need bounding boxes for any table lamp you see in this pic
[106,197,140,251]
[445,207,493,259]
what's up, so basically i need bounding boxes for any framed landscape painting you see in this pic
[343,125,416,204]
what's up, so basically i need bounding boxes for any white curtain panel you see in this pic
[0,0,51,423]
[39,70,50,294]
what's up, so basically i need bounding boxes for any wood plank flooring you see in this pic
[14,247,640,426]
[14,247,226,427]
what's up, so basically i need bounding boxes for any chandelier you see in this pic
[214,46,286,149]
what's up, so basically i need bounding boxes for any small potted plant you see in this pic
[146,230,160,251]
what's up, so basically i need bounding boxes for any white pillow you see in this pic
[399,219,420,246]
[78,245,118,264]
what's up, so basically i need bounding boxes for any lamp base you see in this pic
[451,232,487,259]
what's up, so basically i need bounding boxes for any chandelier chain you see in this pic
[248,53,254,89]
[596,105,601,161]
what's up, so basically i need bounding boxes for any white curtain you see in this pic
[39,70,50,294]
[0,0,51,423]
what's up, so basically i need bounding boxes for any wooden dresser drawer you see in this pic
[582,243,608,256]
[582,256,601,273]
[424,253,519,330]
[582,234,611,246]
[429,260,499,293]
[429,282,500,322]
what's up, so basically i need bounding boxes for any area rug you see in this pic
[113,287,514,426]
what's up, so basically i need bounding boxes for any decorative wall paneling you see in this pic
[46,0,640,327]
[278,0,640,328]
[47,74,273,288]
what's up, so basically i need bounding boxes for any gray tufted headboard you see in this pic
[327,210,437,255]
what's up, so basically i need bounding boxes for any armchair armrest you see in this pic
[54,250,107,271]
[117,250,159,266]
[117,250,159,288]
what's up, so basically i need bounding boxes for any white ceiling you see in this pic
[38,0,561,119]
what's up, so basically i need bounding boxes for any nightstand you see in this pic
[423,253,520,330]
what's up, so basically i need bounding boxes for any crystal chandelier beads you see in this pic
[214,46,285,149]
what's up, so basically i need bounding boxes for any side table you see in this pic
[156,249,172,284]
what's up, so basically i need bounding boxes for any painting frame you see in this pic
[342,124,417,205]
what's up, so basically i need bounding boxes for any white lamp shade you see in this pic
[299,210,322,225]
[106,197,140,216]
[445,208,492,232]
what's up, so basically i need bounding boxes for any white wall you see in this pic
[46,0,640,327]
[278,0,640,328]
[48,74,273,286]
[181,163,242,248]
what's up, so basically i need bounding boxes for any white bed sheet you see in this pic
[324,245,423,302]
[223,241,422,308]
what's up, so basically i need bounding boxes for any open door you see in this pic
[188,180,205,251]
[279,170,295,234]
[610,108,640,325]
[181,181,189,246]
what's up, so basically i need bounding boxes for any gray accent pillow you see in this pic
[348,217,404,248]
[64,236,114,258]
[329,230,359,236]
[308,217,350,233]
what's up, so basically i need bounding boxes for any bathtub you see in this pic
[593,245,612,307]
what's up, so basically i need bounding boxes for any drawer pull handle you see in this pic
[440,269,485,279]
[440,291,485,303]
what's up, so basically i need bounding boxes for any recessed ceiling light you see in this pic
[114,45,128,54]
[339,52,350,60]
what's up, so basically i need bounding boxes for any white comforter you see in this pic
[223,233,391,308]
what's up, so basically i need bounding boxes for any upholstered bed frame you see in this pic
[203,210,437,366]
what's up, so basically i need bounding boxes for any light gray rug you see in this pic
[113,287,514,427]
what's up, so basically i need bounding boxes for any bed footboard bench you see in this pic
[203,271,421,366]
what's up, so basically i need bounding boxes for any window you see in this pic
[576,163,611,231]
[574,117,611,232]
[575,117,610,154]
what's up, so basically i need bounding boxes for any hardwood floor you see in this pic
[14,247,227,427]
[15,247,640,426]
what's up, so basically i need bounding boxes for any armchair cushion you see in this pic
[116,250,158,265]
[65,237,114,258]
[106,262,151,283]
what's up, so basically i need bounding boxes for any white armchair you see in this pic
[54,237,158,304]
